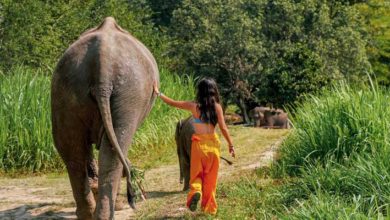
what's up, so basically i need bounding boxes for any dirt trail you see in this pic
[0,128,288,219]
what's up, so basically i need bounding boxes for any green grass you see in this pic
[275,80,390,176]
[268,80,390,218]
[0,66,61,172]
[211,80,390,219]
[0,66,194,173]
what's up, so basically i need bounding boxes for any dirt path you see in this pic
[0,128,288,219]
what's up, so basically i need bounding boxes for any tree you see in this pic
[355,0,390,85]
[0,0,163,71]
[145,0,183,27]
[259,0,370,106]
[171,0,265,122]
[170,0,371,121]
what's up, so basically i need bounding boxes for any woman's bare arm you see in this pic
[154,82,195,111]
[159,94,195,110]
[215,103,235,157]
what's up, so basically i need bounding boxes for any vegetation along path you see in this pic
[0,127,289,219]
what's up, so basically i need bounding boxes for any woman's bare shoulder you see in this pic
[215,103,223,111]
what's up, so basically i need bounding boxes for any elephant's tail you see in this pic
[97,95,136,209]
[175,119,183,144]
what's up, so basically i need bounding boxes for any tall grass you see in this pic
[0,66,62,172]
[270,81,390,217]
[275,81,390,175]
[0,66,194,173]
[215,81,390,219]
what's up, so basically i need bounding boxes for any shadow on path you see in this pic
[0,203,75,220]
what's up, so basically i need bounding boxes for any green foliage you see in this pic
[0,67,63,172]
[145,0,182,27]
[282,192,384,219]
[217,80,390,218]
[217,173,386,219]
[260,0,371,105]
[170,0,265,121]
[0,0,166,70]
[356,0,390,86]
[268,81,390,217]
[170,0,371,112]
[0,66,194,173]
[276,81,390,175]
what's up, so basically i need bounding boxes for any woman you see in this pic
[153,77,235,215]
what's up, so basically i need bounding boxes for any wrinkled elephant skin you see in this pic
[51,17,159,220]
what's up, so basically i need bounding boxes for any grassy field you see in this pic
[218,81,390,219]
[0,66,194,173]
[271,81,390,218]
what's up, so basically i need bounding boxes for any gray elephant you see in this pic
[51,17,158,220]
[263,109,290,129]
[249,107,270,127]
[175,116,195,191]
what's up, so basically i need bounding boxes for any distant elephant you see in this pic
[263,109,290,129]
[175,116,194,191]
[249,107,270,127]
[51,17,158,220]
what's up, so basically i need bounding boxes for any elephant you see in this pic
[249,107,270,127]
[263,109,290,129]
[175,116,195,191]
[51,17,158,220]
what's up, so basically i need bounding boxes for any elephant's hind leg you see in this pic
[66,158,96,220]
[53,120,96,219]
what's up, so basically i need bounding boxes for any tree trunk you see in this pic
[237,97,250,124]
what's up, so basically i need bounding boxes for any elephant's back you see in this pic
[53,24,158,88]
[51,18,159,131]
[52,18,158,106]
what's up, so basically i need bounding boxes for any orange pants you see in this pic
[186,133,220,214]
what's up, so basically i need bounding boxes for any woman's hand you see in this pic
[229,145,235,158]
[153,81,160,95]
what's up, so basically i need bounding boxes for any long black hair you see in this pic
[196,78,220,126]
